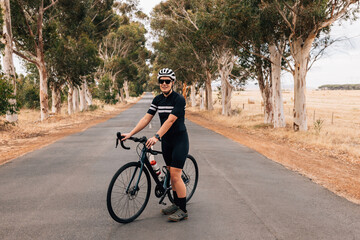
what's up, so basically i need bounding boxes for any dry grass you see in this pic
[0,98,139,165]
[205,90,360,164]
[186,89,360,204]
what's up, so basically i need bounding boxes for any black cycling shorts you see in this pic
[161,131,189,169]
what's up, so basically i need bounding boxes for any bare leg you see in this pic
[170,167,186,198]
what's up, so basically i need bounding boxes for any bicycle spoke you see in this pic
[107,162,151,223]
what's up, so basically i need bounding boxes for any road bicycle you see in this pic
[107,132,199,223]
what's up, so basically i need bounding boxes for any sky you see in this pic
[9,0,360,89]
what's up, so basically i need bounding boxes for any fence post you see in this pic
[313,110,315,122]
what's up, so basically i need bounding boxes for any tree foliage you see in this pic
[0,75,17,115]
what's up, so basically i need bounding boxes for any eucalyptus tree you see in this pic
[10,0,61,121]
[1,0,17,121]
[49,0,116,114]
[262,0,359,131]
[9,0,116,118]
[151,0,217,110]
[220,0,288,126]
[99,20,149,102]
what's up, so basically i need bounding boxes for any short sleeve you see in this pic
[171,95,186,118]
[147,97,158,115]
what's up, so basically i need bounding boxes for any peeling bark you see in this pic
[38,62,49,120]
[120,88,126,103]
[51,85,61,114]
[269,43,285,128]
[217,50,235,116]
[67,85,73,115]
[199,87,205,110]
[79,81,87,111]
[205,69,213,110]
[124,80,129,99]
[292,37,314,131]
[85,80,92,106]
[190,84,196,107]
[254,46,273,124]
[1,0,18,122]
[72,86,80,113]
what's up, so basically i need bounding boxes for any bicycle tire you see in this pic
[168,154,199,203]
[107,162,151,223]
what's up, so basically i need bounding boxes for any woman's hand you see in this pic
[121,133,132,141]
[146,136,159,148]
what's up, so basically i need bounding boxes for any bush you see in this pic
[88,104,99,111]
[0,76,18,116]
[16,76,40,109]
[96,75,118,104]
[313,118,324,135]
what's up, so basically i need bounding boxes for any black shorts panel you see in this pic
[161,131,189,169]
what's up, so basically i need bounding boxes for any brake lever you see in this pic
[116,132,130,150]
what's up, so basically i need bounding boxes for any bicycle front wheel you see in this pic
[168,154,199,203]
[107,162,151,223]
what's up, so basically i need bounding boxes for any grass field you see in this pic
[205,89,360,163]
[186,89,360,203]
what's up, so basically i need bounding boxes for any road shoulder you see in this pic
[186,110,360,205]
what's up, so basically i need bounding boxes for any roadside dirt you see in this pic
[0,100,138,166]
[186,111,360,205]
[2,96,359,205]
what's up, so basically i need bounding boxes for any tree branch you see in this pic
[44,0,59,12]
[16,0,38,49]
[13,49,38,65]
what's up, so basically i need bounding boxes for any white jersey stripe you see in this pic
[149,107,157,111]
[158,106,174,109]
[151,104,158,108]
[158,110,173,113]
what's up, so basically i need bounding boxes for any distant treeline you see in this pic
[318,84,360,90]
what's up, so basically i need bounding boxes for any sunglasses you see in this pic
[158,79,172,84]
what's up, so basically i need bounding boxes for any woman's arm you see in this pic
[145,114,177,148]
[122,113,154,140]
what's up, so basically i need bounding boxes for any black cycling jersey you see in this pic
[147,91,188,169]
[147,91,186,138]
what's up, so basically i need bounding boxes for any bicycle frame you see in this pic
[126,143,171,204]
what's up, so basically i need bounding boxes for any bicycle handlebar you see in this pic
[116,132,161,156]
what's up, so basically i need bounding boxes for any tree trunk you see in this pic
[79,81,87,111]
[190,84,196,107]
[51,85,61,114]
[292,37,314,131]
[38,62,49,121]
[254,46,273,124]
[124,80,129,99]
[269,43,285,128]
[1,0,18,122]
[67,85,73,115]
[218,50,235,116]
[72,86,80,113]
[205,69,213,110]
[85,80,92,106]
[120,88,126,103]
[221,78,233,116]
[199,87,205,110]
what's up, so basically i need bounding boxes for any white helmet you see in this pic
[157,68,176,81]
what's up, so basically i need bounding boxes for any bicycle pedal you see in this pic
[161,202,167,206]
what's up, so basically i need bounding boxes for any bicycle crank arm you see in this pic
[158,194,167,205]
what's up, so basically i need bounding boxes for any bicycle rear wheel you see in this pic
[107,162,151,223]
[168,154,199,203]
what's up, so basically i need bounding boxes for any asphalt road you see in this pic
[1,92,359,240]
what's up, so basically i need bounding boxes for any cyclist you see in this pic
[121,68,189,222]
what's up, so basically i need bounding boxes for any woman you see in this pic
[121,68,189,222]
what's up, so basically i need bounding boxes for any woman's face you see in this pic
[159,76,173,94]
